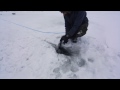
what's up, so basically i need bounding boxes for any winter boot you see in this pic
[71,37,77,43]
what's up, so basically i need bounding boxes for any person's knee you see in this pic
[77,23,89,37]
[82,22,88,31]
[83,23,88,30]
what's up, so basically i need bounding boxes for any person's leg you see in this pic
[76,23,88,37]
[70,23,88,43]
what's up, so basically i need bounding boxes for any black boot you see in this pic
[71,37,77,43]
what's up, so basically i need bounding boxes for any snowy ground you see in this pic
[0,11,120,79]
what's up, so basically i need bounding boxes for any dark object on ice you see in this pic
[45,40,71,56]
[56,41,71,56]
[12,13,16,15]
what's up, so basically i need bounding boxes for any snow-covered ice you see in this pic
[0,11,120,79]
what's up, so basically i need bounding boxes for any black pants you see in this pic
[71,23,89,39]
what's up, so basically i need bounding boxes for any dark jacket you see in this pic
[64,11,88,37]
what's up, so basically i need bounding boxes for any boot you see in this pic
[71,37,77,43]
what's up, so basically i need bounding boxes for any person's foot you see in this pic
[71,37,77,43]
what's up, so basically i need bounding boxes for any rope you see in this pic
[0,18,64,34]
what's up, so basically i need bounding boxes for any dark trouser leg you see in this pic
[76,23,88,37]
[71,23,88,43]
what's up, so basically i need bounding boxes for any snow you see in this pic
[0,11,120,79]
